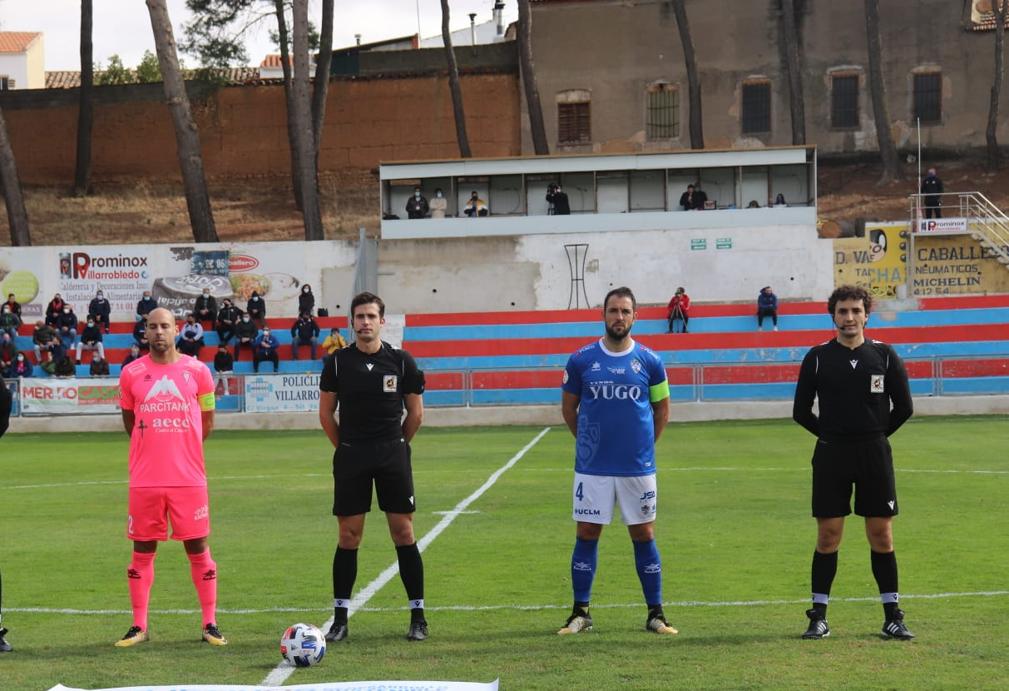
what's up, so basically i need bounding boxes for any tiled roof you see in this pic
[0,32,41,53]
[44,67,268,89]
[260,54,289,68]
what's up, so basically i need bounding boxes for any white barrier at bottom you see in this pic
[50,681,499,691]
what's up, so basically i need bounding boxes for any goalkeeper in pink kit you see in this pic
[116,308,226,647]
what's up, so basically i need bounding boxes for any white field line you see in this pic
[11,590,1009,618]
[260,426,551,687]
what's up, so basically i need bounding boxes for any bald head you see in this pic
[146,308,179,356]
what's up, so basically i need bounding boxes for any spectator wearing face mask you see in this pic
[56,305,79,347]
[405,186,429,220]
[291,312,320,360]
[429,188,447,219]
[132,318,149,350]
[464,190,488,217]
[89,354,110,377]
[253,327,280,373]
[88,290,112,333]
[215,299,242,345]
[299,284,316,316]
[32,321,61,364]
[194,288,218,328]
[5,351,32,378]
[75,318,106,364]
[122,344,142,367]
[177,313,205,357]
[0,304,20,341]
[4,292,20,319]
[213,343,234,390]
[321,327,347,355]
[136,291,158,319]
[246,291,266,329]
[234,313,258,361]
[46,293,66,324]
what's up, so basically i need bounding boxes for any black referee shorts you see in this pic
[811,436,898,518]
[332,438,415,516]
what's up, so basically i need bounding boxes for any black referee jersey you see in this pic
[793,338,913,441]
[319,341,425,443]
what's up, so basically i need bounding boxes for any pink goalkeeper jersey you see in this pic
[119,354,216,488]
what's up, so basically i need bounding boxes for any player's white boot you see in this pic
[558,608,593,635]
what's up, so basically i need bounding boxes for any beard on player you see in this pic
[605,321,632,342]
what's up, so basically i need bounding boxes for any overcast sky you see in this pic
[0,0,518,71]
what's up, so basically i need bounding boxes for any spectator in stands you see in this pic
[177,313,205,357]
[322,327,347,355]
[246,291,266,329]
[4,292,20,318]
[464,190,488,217]
[88,290,112,333]
[430,188,448,219]
[194,288,218,328]
[132,318,149,350]
[921,167,943,219]
[290,311,320,360]
[215,298,241,345]
[773,193,787,207]
[234,313,258,361]
[0,304,20,341]
[213,344,234,390]
[757,286,779,331]
[32,321,60,364]
[46,293,66,323]
[666,287,691,333]
[75,318,106,364]
[253,327,279,373]
[747,200,761,208]
[122,344,142,367]
[6,352,31,378]
[53,354,76,378]
[55,305,79,348]
[405,186,429,219]
[0,333,16,373]
[299,284,315,316]
[546,183,571,215]
[89,354,110,377]
[136,291,157,319]
[679,184,702,211]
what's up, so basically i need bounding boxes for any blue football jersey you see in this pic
[561,339,669,476]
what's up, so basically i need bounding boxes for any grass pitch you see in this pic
[1,416,1007,690]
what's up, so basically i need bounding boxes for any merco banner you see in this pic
[19,378,121,415]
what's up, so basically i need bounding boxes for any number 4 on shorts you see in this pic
[575,482,584,501]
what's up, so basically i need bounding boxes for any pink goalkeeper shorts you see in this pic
[127,486,211,541]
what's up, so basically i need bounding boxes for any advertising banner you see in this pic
[916,218,968,235]
[244,373,321,413]
[0,241,356,323]
[19,378,121,415]
[912,234,1009,295]
[833,221,908,298]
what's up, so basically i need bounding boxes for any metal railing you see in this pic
[909,191,1009,267]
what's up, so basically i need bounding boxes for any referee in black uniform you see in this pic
[792,285,914,641]
[1,380,13,652]
[318,291,427,642]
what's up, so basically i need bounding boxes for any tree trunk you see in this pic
[986,0,1007,170]
[0,106,31,246]
[440,0,472,158]
[74,0,94,196]
[274,0,304,211]
[780,0,806,145]
[145,0,218,242]
[671,0,703,149]
[864,0,901,183]
[517,0,549,155]
[311,0,334,154]
[292,0,324,240]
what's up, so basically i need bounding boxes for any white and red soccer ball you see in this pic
[280,623,326,667]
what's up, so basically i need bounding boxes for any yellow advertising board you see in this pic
[833,222,908,298]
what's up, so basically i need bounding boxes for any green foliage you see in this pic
[182,0,259,68]
[1,419,1007,688]
[135,50,163,83]
[96,54,132,85]
[269,20,320,54]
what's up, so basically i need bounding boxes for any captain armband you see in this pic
[649,380,670,402]
[198,392,216,411]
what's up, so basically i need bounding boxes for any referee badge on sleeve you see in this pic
[383,375,398,392]
[870,374,885,393]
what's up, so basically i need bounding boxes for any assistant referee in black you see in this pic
[319,291,427,642]
[792,285,914,641]
[1,380,12,652]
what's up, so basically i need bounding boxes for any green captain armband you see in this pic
[198,392,216,412]
[649,380,670,402]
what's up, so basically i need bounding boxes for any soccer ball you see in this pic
[280,623,327,667]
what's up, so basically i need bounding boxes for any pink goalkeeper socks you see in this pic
[187,549,218,626]
[127,551,156,631]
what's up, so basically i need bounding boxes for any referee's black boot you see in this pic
[801,609,830,639]
[881,609,915,640]
[0,627,13,652]
[325,621,348,642]
[406,618,428,642]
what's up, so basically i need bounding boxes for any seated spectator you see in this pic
[773,193,787,207]
[193,288,217,328]
[215,299,241,345]
[234,313,258,361]
[213,344,234,390]
[290,312,320,360]
[32,321,61,364]
[177,313,205,357]
[757,286,779,331]
[253,327,279,373]
[132,318,149,350]
[429,188,448,219]
[299,284,315,316]
[5,352,31,378]
[4,292,21,318]
[321,327,347,355]
[46,293,66,323]
[464,190,488,217]
[75,318,106,364]
[679,184,708,211]
[89,355,110,377]
[56,305,79,347]
[246,291,266,329]
[88,290,112,333]
[136,291,158,319]
[0,303,20,341]
[405,186,429,219]
[53,354,76,378]
[0,333,16,372]
[666,287,691,334]
[747,200,761,208]
[122,344,142,367]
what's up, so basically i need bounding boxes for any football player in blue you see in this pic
[559,286,675,635]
